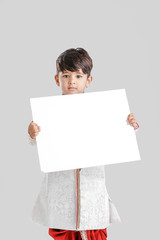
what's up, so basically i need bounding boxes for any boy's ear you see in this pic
[86,75,93,88]
[55,74,60,86]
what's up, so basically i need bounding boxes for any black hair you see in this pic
[56,48,93,78]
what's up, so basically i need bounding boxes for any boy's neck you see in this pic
[62,92,85,95]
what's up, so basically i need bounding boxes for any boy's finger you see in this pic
[129,117,135,121]
[130,119,136,124]
[35,126,39,131]
[31,122,37,127]
[31,131,39,137]
[31,126,39,132]
[128,113,134,119]
[133,122,138,127]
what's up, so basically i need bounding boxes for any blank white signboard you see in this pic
[30,89,141,172]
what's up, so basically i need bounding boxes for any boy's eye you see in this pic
[63,75,82,78]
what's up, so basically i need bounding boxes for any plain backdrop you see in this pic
[0,0,160,240]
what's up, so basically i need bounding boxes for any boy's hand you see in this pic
[126,113,139,129]
[28,121,41,139]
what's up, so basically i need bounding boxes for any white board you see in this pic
[30,89,141,172]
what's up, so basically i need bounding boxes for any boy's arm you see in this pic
[26,133,37,145]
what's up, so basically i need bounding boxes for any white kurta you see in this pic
[27,134,121,230]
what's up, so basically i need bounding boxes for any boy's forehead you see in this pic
[61,69,84,74]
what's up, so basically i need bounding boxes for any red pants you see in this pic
[48,228,107,240]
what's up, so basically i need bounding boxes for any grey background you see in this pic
[0,0,159,239]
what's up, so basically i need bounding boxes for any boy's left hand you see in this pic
[126,113,139,129]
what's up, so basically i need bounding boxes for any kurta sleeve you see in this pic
[134,128,139,132]
[26,133,37,146]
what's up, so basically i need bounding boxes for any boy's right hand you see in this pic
[28,121,41,139]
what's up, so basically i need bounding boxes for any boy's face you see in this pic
[54,69,92,95]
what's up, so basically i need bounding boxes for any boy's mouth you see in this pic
[68,87,77,90]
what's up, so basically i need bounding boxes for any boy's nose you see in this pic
[69,76,76,82]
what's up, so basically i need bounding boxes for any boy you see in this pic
[28,48,139,140]
[27,48,139,240]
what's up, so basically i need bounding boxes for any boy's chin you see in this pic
[62,90,85,95]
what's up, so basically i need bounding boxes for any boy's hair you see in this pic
[56,48,93,78]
